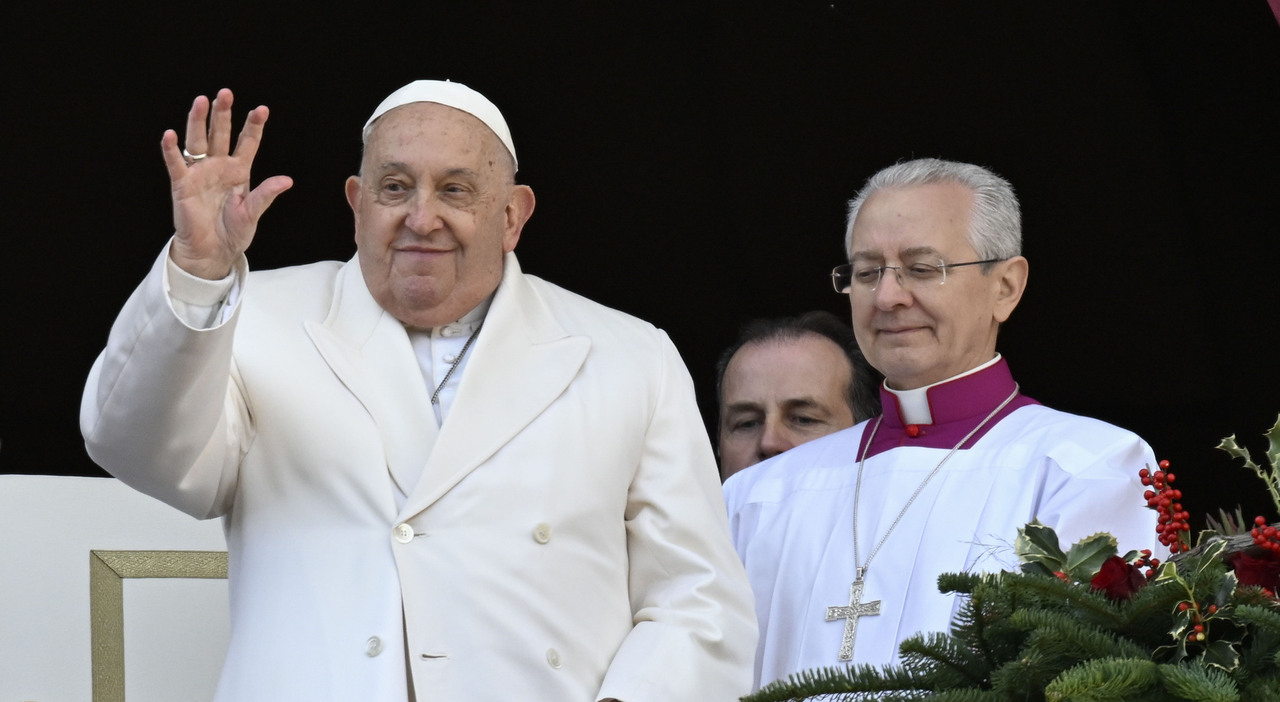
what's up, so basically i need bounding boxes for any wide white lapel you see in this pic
[400,253,589,518]
[304,258,438,499]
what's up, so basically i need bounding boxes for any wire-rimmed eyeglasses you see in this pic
[831,258,1005,293]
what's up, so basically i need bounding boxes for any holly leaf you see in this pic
[1221,416,1280,516]
[1020,561,1057,577]
[1266,414,1280,470]
[1212,570,1239,610]
[1063,532,1118,578]
[1202,639,1241,672]
[1154,560,1181,584]
[1217,433,1260,472]
[1169,607,1195,642]
[1194,541,1229,578]
[1016,521,1068,574]
[1155,637,1189,663]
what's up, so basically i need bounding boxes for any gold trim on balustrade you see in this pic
[89,550,228,702]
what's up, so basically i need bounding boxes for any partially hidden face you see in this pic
[718,335,857,480]
[846,182,1025,390]
[347,102,535,329]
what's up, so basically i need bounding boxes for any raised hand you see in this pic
[160,89,294,279]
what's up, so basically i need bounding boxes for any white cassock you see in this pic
[723,357,1162,690]
[82,242,757,702]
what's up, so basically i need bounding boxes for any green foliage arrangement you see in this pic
[743,416,1280,702]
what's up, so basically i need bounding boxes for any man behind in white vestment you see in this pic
[722,158,1162,689]
[81,80,756,701]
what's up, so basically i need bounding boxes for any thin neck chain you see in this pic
[430,322,483,405]
[851,384,1019,579]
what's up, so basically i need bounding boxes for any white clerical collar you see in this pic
[888,354,1003,425]
[412,296,492,339]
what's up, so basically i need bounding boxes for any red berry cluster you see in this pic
[1133,549,1162,579]
[1176,600,1218,642]
[1141,460,1190,553]
[1251,516,1280,555]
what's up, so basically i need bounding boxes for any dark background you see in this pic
[5,2,1279,531]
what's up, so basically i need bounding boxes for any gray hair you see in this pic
[843,158,1022,265]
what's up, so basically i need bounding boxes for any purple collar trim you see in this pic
[859,358,1039,460]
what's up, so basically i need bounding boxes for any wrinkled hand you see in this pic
[161,88,293,279]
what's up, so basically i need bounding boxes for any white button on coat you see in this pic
[366,636,384,657]
[532,523,551,544]
[394,523,414,543]
[545,648,562,668]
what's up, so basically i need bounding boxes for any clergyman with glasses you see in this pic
[722,158,1163,689]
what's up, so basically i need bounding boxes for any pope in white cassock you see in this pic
[722,158,1163,690]
[81,81,757,701]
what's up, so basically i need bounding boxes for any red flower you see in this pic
[1090,556,1148,601]
[1231,552,1280,591]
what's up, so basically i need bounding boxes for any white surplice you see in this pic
[723,360,1162,690]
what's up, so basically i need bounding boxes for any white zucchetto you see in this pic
[362,79,517,170]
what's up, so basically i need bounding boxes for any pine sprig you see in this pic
[987,651,1056,700]
[1235,604,1280,636]
[744,664,932,702]
[898,632,991,688]
[1113,576,1190,643]
[1041,657,1163,700]
[992,569,1121,626]
[938,572,1026,671]
[1159,663,1240,702]
[1010,608,1148,661]
[918,692,1005,702]
[1240,674,1280,701]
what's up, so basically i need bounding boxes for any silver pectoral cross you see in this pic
[825,571,882,661]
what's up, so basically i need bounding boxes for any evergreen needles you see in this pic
[742,535,1280,701]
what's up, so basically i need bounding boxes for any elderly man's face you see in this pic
[718,335,856,480]
[346,102,534,328]
[846,182,1025,390]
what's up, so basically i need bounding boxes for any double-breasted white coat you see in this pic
[81,244,757,701]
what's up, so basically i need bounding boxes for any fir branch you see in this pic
[989,652,1056,700]
[744,664,930,702]
[1237,626,1280,671]
[921,691,1007,702]
[936,571,992,596]
[1012,608,1149,661]
[1232,607,1280,688]
[998,571,1124,627]
[1240,674,1280,702]
[1116,576,1192,642]
[898,631,990,688]
[1159,663,1240,702]
[1234,604,1280,637]
[1042,657,1162,700]
[942,573,1026,673]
